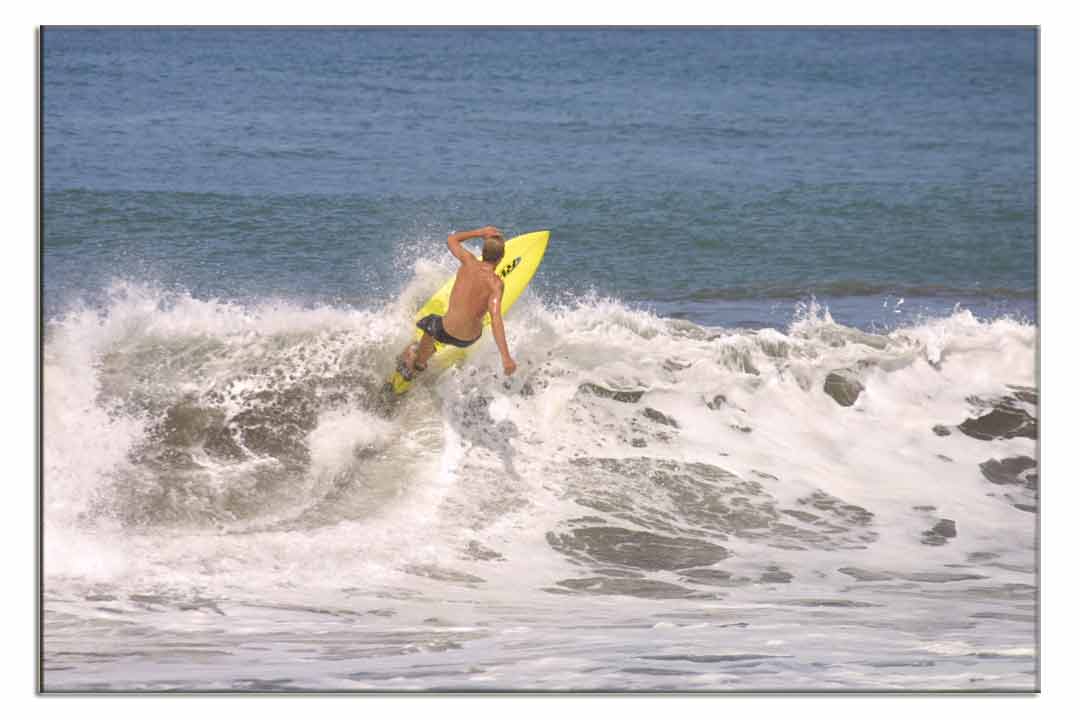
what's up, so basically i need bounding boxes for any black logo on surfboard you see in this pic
[499,256,522,278]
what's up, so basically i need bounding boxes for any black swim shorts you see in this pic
[416,314,481,348]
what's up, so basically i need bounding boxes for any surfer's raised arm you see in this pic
[488,279,517,376]
[448,226,503,264]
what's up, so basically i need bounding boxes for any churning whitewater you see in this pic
[43,269,1037,691]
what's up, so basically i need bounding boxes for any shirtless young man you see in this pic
[398,226,517,380]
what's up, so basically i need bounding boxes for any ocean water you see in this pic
[42,28,1038,691]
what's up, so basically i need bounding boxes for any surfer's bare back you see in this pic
[399,226,517,379]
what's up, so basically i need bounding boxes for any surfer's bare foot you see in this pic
[399,344,426,381]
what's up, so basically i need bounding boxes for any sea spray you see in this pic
[43,282,1037,689]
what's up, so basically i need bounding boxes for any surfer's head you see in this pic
[482,235,505,265]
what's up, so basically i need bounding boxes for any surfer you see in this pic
[398,226,518,380]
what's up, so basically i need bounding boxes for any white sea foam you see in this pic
[42,282,1038,690]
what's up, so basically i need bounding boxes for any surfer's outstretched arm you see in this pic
[448,226,502,264]
[488,280,516,376]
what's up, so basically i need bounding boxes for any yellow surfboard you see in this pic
[387,230,550,394]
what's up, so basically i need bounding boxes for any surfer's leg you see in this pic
[398,345,422,381]
[414,332,436,370]
[400,333,435,380]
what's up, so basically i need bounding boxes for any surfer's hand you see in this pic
[481,225,503,240]
[503,358,517,376]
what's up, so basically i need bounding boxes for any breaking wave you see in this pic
[43,275,1037,601]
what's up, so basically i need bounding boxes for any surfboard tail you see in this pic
[387,370,412,395]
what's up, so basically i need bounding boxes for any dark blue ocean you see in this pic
[44,27,1036,328]
[43,28,1038,692]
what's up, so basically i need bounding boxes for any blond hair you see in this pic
[482,236,505,264]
